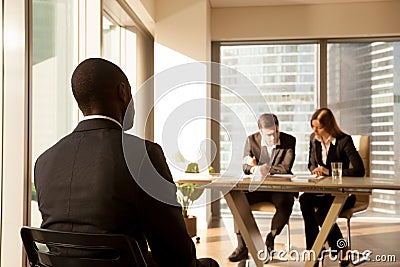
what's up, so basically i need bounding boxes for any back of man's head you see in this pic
[71,58,128,114]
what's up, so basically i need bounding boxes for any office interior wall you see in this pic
[155,0,210,61]
[135,30,154,140]
[138,0,155,20]
[124,0,155,35]
[154,0,212,227]
[211,0,400,41]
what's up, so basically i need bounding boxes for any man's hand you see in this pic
[250,157,257,166]
[244,156,257,166]
[259,163,270,177]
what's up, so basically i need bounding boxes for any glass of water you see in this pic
[331,162,343,183]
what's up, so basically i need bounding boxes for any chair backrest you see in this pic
[351,135,370,177]
[349,135,371,208]
[21,227,147,267]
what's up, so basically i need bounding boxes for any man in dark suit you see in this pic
[34,58,219,267]
[228,113,296,262]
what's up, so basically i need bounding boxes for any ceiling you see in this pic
[209,0,389,8]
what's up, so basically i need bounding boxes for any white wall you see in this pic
[211,0,400,40]
[1,0,29,266]
[153,0,212,228]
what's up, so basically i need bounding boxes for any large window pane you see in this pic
[220,44,318,174]
[31,0,78,226]
[102,14,137,131]
[103,15,121,65]
[328,41,400,215]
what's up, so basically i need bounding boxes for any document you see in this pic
[291,174,326,183]
[266,174,294,181]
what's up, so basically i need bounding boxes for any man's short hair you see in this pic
[71,58,127,113]
[257,113,279,129]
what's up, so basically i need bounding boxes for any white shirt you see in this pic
[315,135,336,165]
[261,136,280,161]
[82,115,122,128]
[245,135,280,174]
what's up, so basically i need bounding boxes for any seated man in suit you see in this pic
[34,58,219,267]
[228,113,296,262]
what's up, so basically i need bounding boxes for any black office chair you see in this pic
[20,226,148,267]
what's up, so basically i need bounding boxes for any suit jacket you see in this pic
[243,131,296,175]
[35,119,200,267]
[308,133,365,177]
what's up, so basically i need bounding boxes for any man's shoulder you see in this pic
[123,134,163,155]
[280,132,296,142]
[249,132,261,140]
[36,133,73,164]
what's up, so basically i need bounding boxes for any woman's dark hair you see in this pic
[310,108,345,138]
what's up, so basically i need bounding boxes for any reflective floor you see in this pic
[195,213,400,267]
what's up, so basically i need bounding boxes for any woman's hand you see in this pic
[312,166,329,176]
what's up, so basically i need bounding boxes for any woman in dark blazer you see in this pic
[300,108,365,267]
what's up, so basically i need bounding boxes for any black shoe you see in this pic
[339,246,351,266]
[339,259,350,266]
[228,246,248,262]
[265,232,275,253]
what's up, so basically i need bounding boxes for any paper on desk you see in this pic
[266,174,294,181]
[291,174,326,182]
[269,174,293,178]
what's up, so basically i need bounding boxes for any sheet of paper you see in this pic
[266,174,294,181]
[291,174,326,182]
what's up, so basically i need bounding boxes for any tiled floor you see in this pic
[195,213,400,267]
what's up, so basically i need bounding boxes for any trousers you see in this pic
[233,191,294,235]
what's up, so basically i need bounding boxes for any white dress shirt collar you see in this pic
[261,135,280,148]
[261,135,280,162]
[82,115,122,128]
[315,135,336,164]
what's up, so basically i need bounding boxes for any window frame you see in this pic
[212,36,400,216]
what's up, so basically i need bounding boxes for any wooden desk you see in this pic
[177,175,400,267]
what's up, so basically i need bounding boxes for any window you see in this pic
[102,13,136,115]
[31,0,78,226]
[216,39,400,216]
[220,44,318,174]
[327,40,400,215]
[102,15,121,65]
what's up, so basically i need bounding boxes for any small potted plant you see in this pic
[177,182,204,237]
[176,163,204,237]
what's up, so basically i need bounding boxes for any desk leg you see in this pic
[305,194,348,267]
[224,191,265,267]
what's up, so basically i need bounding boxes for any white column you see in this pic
[1,0,29,266]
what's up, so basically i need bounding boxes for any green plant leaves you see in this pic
[176,183,204,217]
